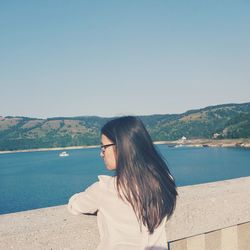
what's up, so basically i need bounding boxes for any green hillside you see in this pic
[144,103,250,141]
[1,102,250,151]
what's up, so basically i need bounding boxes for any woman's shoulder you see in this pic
[97,175,116,190]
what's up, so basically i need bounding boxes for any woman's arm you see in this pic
[67,181,100,215]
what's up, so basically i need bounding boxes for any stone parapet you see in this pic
[0,176,250,250]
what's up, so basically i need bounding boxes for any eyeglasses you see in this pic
[100,143,115,155]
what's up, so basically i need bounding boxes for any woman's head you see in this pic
[101,116,155,171]
[100,133,117,170]
[101,116,177,233]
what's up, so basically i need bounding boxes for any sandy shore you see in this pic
[0,138,250,154]
[0,145,100,154]
[155,138,250,148]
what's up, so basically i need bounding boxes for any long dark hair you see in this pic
[101,116,177,234]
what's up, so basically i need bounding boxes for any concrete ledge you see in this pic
[0,205,99,250]
[0,177,250,250]
[165,176,250,241]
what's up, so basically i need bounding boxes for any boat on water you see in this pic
[59,151,69,157]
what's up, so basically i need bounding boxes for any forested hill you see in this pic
[1,102,250,151]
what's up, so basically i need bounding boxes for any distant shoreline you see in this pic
[0,145,100,155]
[154,138,250,149]
[0,138,250,155]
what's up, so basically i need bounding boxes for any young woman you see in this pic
[68,116,177,250]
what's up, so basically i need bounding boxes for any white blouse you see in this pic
[68,175,167,250]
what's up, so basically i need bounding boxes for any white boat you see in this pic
[59,151,69,157]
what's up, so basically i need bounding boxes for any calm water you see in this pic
[0,145,250,214]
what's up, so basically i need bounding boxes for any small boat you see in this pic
[59,151,69,157]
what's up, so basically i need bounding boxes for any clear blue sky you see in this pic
[1,1,249,118]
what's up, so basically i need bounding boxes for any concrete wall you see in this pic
[165,176,250,250]
[0,176,250,250]
[169,222,250,250]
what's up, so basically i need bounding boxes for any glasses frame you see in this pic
[100,143,115,155]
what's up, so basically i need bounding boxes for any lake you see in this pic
[0,145,250,214]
